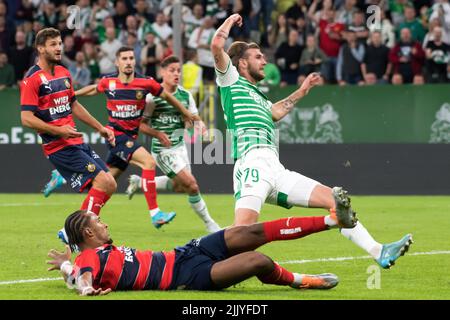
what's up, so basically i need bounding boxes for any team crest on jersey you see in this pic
[86,163,96,173]
[109,80,116,91]
[125,140,134,148]
[136,90,144,100]
[64,79,71,89]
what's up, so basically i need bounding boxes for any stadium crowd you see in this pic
[0,0,449,90]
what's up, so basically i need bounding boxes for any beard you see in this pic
[45,51,61,64]
[106,238,114,245]
[248,66,265,82]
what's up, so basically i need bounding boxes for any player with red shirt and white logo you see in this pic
[20,28,117,243]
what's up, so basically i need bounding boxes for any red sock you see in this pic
[263,216,327,242]
[80,188,109,216]
[141,169,158,210]
[257,262,294,286]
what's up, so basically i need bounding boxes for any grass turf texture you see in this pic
[0,194,449,300]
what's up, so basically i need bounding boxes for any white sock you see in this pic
[291,273,303,287]
[324,215,337,228]
[188,194,215,224]
[149,208,160,217]
[340,222,383,259]
[155,176,173,191]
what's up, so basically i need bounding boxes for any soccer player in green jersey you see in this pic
[126,55,221,233]
[210,14,412,269]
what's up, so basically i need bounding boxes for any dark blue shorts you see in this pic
[48,144,109,192]
[170,230,229,290]
[106,134,141,171]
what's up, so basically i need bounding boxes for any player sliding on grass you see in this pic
[211,14,413,269]
[43,47,202,230]
[125,55,220,233]
[47,208,358,295]
[20,28,117,241]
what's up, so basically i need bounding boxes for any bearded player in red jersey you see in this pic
[20,28,117,243]
[46,208,361,295]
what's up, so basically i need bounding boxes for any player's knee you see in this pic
[105,174,117,194]
[247,252,273,273]
[142,158,156,170]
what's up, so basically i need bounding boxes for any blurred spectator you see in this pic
[285,0,307,28]
[336,30,365,85]
[119,15,139,44]
[336,0,358,25]
[214,0,234,29]
[188,17,216,82]
[73,27,96,52]
[260,62,281,86]
[141,32,161,78]
[363,72,378,85]
[78,0,93,30]
[8,30,33,82]
[368,9,396,48]
[22,21,35,47]
[275,29,303,86]
[231,0,252,41]
[294,16,308,47]
[315,9,345,83]
[184,3,205,40]
[135,0,155,24]
[425,26,450,83]
[308,0,334,28]
[160,35,174,60]
[268,13,288,49]
[413,73,425,84]
[429,0,450,43]
[90,0,113,26]
[347,10,369,45]
[397,5,426,42]
[113,0,130,30]
[391,72,404,84]
[151,12,173,43]
[15,0,35,23]
[62,35,77,62]
[0,16,11,53]
[299,34,327,82]
[0,52,15,89]
[389,0,412,27]
[204,0,220,17]
[389,28,425,83]
[361,31,392,83]
[182,49,203,97]
[96,16,119,44]
[259,0,275,47]
[82,42,100,82]
[422,18,449,48]
[99,27,122,75]
[68,51,92,88]
[38,2,60,28]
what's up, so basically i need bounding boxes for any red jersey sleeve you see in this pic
[20,77,39,112]
[74,250,101,280]
[96,77,107,93]
[146,77,163,96]
[66,72,77,103]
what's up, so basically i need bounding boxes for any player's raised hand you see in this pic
[226,14,243,27]
[47,245,72,271]
[299,72,321,95]
[55,125,83,139]
[99,126,115,147]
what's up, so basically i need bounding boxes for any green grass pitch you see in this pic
[0,193,449,300]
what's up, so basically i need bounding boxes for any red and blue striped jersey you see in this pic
[73,244,176,291]
[96,73,163,138]
[20,64,83,155]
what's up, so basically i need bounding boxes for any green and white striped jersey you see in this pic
[144,86,198,154]
[216,60,278,160]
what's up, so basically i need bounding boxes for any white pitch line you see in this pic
[0,277,63,285]
[279,250,450,265]
[2,251,450,286]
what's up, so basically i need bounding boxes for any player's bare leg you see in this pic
[130,147,175,228]
[210,218,340,289]
[172,169,220,232]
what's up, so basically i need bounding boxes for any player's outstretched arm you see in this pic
[75,84,98,96]
[271,72,321,122]
[160,90,201,123]
[139,118,172,147]
[76,272,112,296]
[71,100,116,146]
[21,111,83,139]
[211,14,242,72]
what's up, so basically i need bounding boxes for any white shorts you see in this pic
[233,148,320,212]
[152,144,191,178]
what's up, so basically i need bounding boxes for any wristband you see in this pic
[81,286,94,296]
[60,260,73,276]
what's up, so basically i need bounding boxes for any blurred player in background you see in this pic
[211,14,412,269]
[43,47,202,229]
[126,55,220,233]
[20,28,117,243]
[46,208,361,295]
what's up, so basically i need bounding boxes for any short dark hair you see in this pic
[160,55,180,68]
[227,41,260,70]
[35,27,61,48]
[64,210,91,248]
[116,46,134,57]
